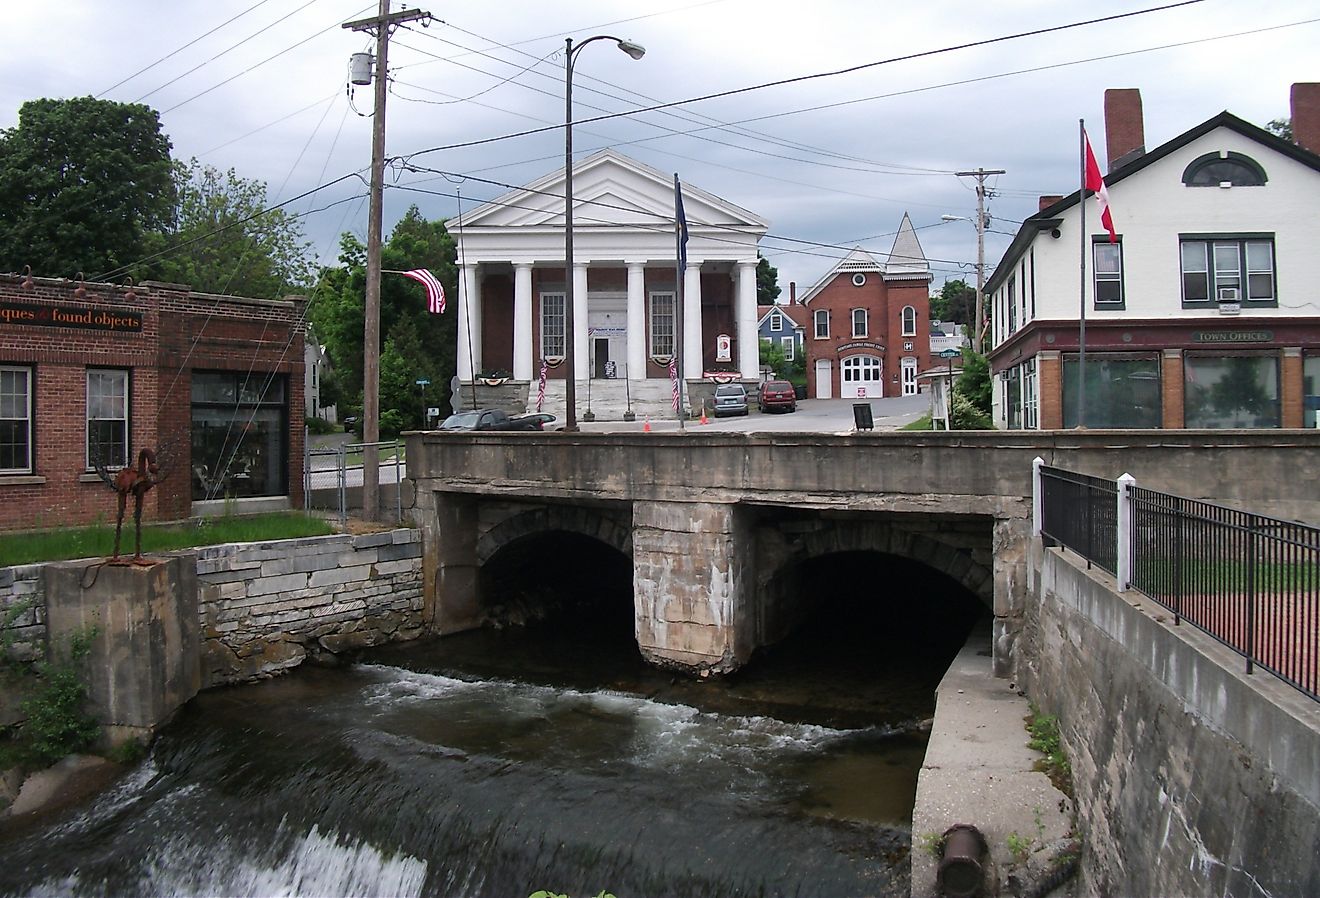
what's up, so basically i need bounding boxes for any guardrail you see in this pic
[1036,461,1318,703]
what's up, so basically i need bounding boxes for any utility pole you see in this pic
[955,167,1005,354]
[343,2,429,520]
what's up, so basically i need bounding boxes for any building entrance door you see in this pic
[593,338,610,379]
[814,359,833,399]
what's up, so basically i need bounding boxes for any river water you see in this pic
[0,554,982,898]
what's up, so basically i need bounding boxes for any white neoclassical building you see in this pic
[454,150,768,417]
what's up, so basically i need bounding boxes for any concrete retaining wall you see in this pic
[1021,547,1320,897]
[196,530,424,686]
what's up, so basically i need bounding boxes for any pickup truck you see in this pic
[438,408,555,431]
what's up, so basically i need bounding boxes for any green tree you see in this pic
[759,337,805,388]
[0,97,175,278]
[956,349,992,422]
[139,159,315,298]
[931,279,975,326]
[1266,118,1293,141]
[756,254,781,305]
[310,206,458,420]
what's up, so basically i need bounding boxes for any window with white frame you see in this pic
[851,308,868,337]
[781,336,795,360]
[1007,275,1017,334]
[901,305,916,336]
[1094,239,1124,307]
[769,311,783,332]
[1180,235,1275,306]
[540,292,566,358]
[87,369,129,470]
[841,355,882,385]
[649,291,675,356]
[814,309,829,339]
[1024,358,1038,429]
[0,366,32,474]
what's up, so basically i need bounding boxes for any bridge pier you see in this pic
[633,500,750,674]
[423,491,484,635]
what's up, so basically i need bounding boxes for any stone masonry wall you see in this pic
[0,565,45,727]
[1021,547,1320,897]
[196,530,423,686]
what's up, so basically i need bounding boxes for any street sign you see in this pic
[415,378,430,386]
[939,348,961,359]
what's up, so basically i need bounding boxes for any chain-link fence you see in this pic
[304,436,405,524]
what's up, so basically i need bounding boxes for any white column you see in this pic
[572,263,589,384]
[513,263,533,381]
[456,265,474,381]
[736,260,758,379]
[683,262,703,381]
[626,262,646,380]
[461,264,481,375]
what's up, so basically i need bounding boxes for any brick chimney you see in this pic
[1291,83,1320,154]
[789,281,797,304]
[1038,195,1064,213]
[1104,88,1145,171]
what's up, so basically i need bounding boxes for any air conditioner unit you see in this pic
[1217,286,1240,303]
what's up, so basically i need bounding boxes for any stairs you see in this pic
[529,379,688,422]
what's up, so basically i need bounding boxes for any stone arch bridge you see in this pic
[404,429,1320,676]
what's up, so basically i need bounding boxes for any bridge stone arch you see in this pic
[476,503,632,566]
[760,516,994,608]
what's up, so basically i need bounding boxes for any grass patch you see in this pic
[902,414,934,431]
[1134,556,1312,593]
[1026,704,1073,797]
[0,512,336,567]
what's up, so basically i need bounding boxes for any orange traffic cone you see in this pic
[699,402,709,425]
[643,415,651,432]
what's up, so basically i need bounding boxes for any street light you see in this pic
[941,213,989,353]
[563,34,645,432]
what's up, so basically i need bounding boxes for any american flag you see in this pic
[535,357,548,412]
[668,356,680,412]
[401,268,446,314]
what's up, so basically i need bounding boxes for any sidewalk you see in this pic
[911,626,1076,897]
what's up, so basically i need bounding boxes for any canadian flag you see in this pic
[1083,130,1117,243]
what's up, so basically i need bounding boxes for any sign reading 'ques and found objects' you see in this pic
[0,300,143,332]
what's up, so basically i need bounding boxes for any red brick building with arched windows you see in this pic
[800,214,932,401]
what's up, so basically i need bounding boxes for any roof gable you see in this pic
[757,304,801,328]
[461,148,768,233]
[988,111,1320,292]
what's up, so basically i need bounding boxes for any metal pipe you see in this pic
[937,823,988,898]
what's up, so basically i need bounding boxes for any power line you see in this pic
[98,0,279,97]
[399,1,1209,162]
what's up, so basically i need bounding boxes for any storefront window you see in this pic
[1305,355,1320,428]
[1063,354,1162,428]
[191,372,287,500]
[1183,354,1279,428]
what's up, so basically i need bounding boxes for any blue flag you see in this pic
[674,174,689,269]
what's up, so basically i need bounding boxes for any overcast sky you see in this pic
[5,0,1317,297]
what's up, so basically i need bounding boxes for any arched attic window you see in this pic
[1182,151,1267,187]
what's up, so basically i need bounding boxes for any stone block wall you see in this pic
[1022,547,1320,897]
[0,564,45,666]
[196,530,424,686]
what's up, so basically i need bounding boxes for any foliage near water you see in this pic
[1,627,100,770]
[0,512,335,566]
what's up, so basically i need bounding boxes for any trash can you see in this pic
[853,402,873,431]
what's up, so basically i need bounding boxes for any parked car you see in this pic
[439,409,555,431]
[711,383,748,417]
[757,379,797,413]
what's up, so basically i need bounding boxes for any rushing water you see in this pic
[0,554,982,898]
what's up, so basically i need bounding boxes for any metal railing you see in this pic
[1035,462,1319,702]
[304,434,404,524]
[1038,465,1118,575]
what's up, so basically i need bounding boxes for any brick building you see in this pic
[800,214,932,400]
[987,84,1320,429]
[0,273,305,531]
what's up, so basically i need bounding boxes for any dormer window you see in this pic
[770,311,783,332]
[1182,152,1267,187]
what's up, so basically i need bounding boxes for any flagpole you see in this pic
[1078,119,1088,430]
[674,173,686,431]
[456,188,478,411]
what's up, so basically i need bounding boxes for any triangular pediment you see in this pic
[461,149,768,233]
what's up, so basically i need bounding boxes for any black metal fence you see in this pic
[1038,466,1118,575]
[1039,465,1319,703]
